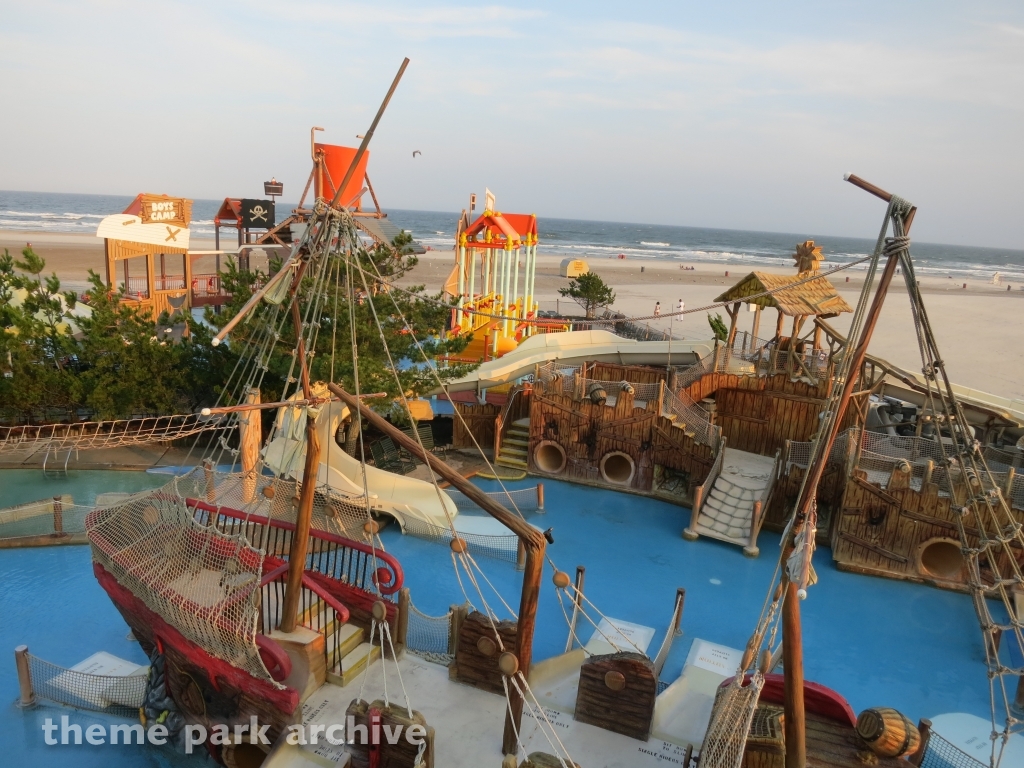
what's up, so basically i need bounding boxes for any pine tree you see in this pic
[558,272,616,319]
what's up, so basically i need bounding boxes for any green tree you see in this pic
[205,231,476,416]
[708,312,729,341]
[558,271,616,319]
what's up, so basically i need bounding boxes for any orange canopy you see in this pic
[462,212,537,249]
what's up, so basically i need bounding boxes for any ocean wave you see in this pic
[640,241,670,247]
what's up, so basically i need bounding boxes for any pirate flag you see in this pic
[241,199,275,229]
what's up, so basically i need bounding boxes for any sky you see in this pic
[1,1,1022,249]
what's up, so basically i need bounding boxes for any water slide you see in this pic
[436,330,715,394]
[262,392,459,531]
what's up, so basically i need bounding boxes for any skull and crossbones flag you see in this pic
[241,199,275,229]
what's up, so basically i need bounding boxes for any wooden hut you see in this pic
[713,241,852,380]
[97,194,193,320]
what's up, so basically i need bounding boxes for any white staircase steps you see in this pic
[694,448,776,551]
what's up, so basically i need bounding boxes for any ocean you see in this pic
[2,189,1022,283]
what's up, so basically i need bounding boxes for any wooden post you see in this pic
[504,543,544,754]
[15,645,35,708]
[566,566,586,653]
[781,175,916,768]
[673,587,686,635]
[922,459,935,487]
[326,382,546,755]
[908,718,932,766]
[396,588,410,648]
[279,412,321,634]
[204,459,216,503]
[726,302,741,348]
[240,387,261,503]
[774,309,785,339]
[745,501,762,558]
[516,539,526,571]
[1016,674,1024,712]
[279,258,319,634]
[782,577,806,768]
[52,496,63,536]
[449,603,468,656]
[536,483,545,512]
[1004,467,1016,500]
[751,304,762,344]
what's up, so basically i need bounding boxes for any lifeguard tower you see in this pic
[449,200,539,361]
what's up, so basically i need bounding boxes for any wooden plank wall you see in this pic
[528,381,714,496]
[452,402,499,449]
[588,363,666,386]
[574,652,657,741]
[763,462,847,545]
[680,372,835,459]
[452,611,518,695]
[831,468,1024,590]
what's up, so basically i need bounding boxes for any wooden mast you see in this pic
[326,383,547,755]
[278,58,410,635]
[782,173,916,768]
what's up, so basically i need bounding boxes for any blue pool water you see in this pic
[382,477,993,723]
[0,470,995,766]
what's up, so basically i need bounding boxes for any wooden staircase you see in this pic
[299,597,382,688]
[496,417,530,470]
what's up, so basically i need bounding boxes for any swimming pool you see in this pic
[0,469,999,767]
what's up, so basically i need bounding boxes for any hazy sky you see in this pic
[2,1,1022,248]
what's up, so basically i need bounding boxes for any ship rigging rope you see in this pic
[346,231,661,660]
[700,195,910,768]
[890,216,1022,767]
[345,215,588,764]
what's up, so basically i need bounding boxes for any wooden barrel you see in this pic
[856,707,920,757]
[587,382,607,405]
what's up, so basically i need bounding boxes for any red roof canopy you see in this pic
[213,198,243,227]
[462,212,537,248]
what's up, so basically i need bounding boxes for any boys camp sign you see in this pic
[139,195,190,227]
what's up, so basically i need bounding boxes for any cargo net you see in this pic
[0,413,226,456]
[85,481,277,686]
[25,652,148,717]
[920,729,987,768]
[699,673,766,768]
[405,600,463,665]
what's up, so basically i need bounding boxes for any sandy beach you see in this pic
[4,229,1023,402]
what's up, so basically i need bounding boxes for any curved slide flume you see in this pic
[262,388,459,531]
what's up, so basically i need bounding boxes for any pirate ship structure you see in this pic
[70,60,1024,768]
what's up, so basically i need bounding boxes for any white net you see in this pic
[85,481,277,686]
[0,414,226,456]
[699,673,766,768]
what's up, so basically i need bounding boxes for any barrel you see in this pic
[856,707,920,757]
[587,382,607,405]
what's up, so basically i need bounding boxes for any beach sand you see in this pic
[4,229,1023,402]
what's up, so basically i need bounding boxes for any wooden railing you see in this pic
[493,384,531,461]
[746,448,782,557]
[652,588,686,678]
[684,436,727,538]
[188,499,404,672]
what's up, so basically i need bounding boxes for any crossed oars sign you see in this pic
[165,226,181,242]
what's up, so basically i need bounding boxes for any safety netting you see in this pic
[24,652,148,717]
[85,480,277,686]
[0,495,94,540]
